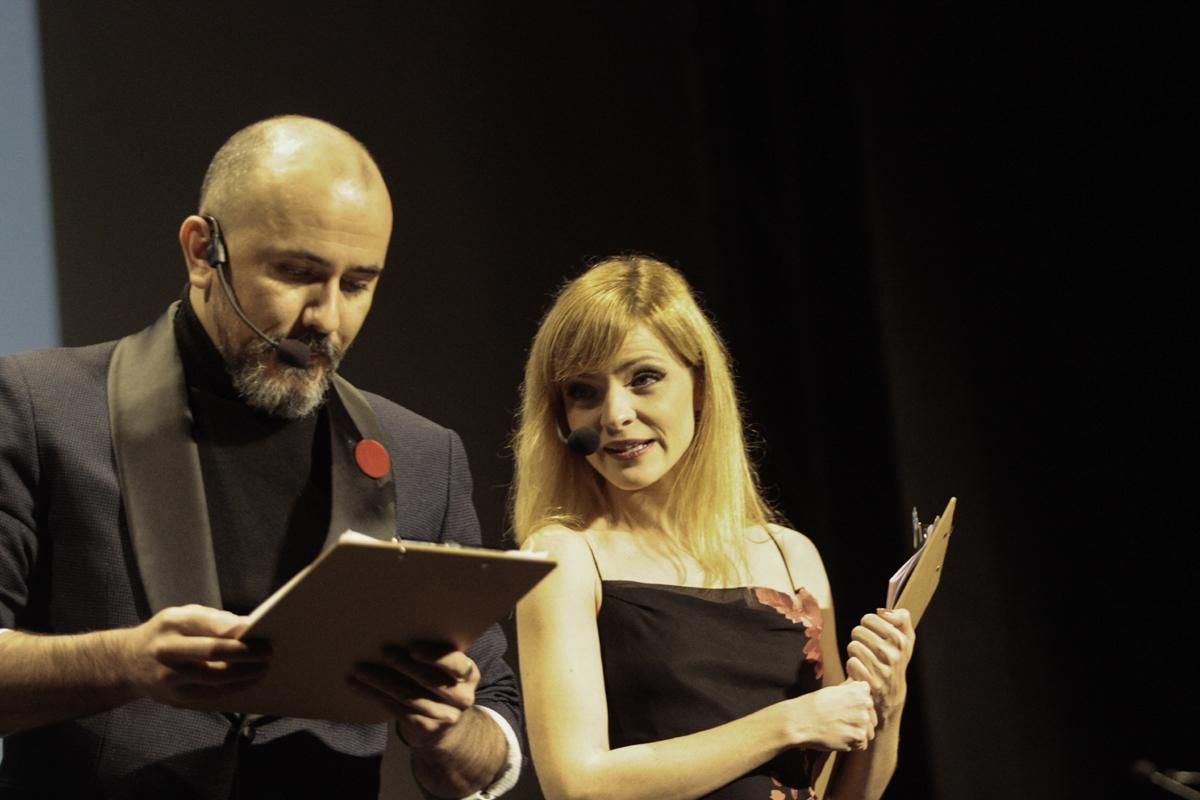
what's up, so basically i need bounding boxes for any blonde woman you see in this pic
[512,257,914,800]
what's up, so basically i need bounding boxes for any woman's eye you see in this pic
[631,370,664,389]
[564,382,597,401]
[341,279,370,295]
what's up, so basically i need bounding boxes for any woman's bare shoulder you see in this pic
[522,526,596,564]
[766,523,823,562]
[520,526,604,611]
[766,523,832,602]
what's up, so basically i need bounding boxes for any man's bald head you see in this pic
[198,115,390,229]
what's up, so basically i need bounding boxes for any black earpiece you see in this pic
[201,214,228,266]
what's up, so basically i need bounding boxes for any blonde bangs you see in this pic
[544,292,638,385]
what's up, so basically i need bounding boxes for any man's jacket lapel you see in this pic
[325,376,397,549]
[108,304,222,613]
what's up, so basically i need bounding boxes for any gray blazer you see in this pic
[0,306,519,799]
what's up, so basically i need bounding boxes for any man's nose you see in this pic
[304,280,341,335]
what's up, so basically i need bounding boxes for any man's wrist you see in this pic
[469,706,521,799]
[407,705,521,800]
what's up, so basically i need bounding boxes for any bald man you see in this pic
[0,117,521,799]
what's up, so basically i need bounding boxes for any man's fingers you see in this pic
[353,662,421,699]
[402,643,479,685]
[354,661,473,710]
[159,605,251,638]
[382,644,479,692]
[377,646,453,688]
[154,636,270,665]
[168,659,269,687]
[347,671,465,726]
[454,658,476,683]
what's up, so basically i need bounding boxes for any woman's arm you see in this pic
[776,529,914,800]
[827,608,914,800]
[517,529,876,800]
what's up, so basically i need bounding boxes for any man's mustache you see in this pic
[287,332,344,365]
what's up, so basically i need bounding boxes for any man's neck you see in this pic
[175,289,243,403]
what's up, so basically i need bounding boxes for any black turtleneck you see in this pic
[174,294,331,615]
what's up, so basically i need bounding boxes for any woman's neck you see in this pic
[602,480,676,536]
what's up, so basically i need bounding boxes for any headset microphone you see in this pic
[201,215,313,368]
[562,427,601,456]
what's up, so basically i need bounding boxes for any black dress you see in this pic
[595,569,826,799]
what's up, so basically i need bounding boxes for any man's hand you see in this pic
[122,604,270,707]
[350,642,508,797]
[0,605,269,734]
[349,641,478,748]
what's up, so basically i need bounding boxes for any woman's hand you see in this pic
[783,680,878,752]
[845,608,914,723]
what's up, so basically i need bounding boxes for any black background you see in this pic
[35,2,1194,798]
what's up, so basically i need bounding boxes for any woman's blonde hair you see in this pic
[510,256,776,585]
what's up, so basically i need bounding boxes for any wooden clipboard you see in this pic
[813,497,957,797]
[195,531,555,723]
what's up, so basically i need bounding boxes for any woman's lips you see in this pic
[603,439,655,460]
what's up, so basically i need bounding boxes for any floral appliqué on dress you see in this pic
[755,587,825,800]
[752,586,824,680]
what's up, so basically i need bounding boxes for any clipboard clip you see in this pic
[911,507,939,552]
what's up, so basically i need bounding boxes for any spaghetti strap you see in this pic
[763,526,800,592]
[581,532,605,581]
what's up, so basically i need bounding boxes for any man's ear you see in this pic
[179,214,216,291]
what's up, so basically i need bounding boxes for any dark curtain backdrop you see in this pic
[36,2,1192,799]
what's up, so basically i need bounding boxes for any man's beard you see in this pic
[224,334,345,420]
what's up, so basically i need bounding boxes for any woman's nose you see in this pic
[600,386,635,431]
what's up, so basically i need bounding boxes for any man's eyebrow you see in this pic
[274,248,333,267]
[273,249,383,275]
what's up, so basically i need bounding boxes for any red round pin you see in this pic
[354,439,390,479]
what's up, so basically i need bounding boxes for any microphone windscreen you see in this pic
[566,427,601,456]
[277,339,313,368]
